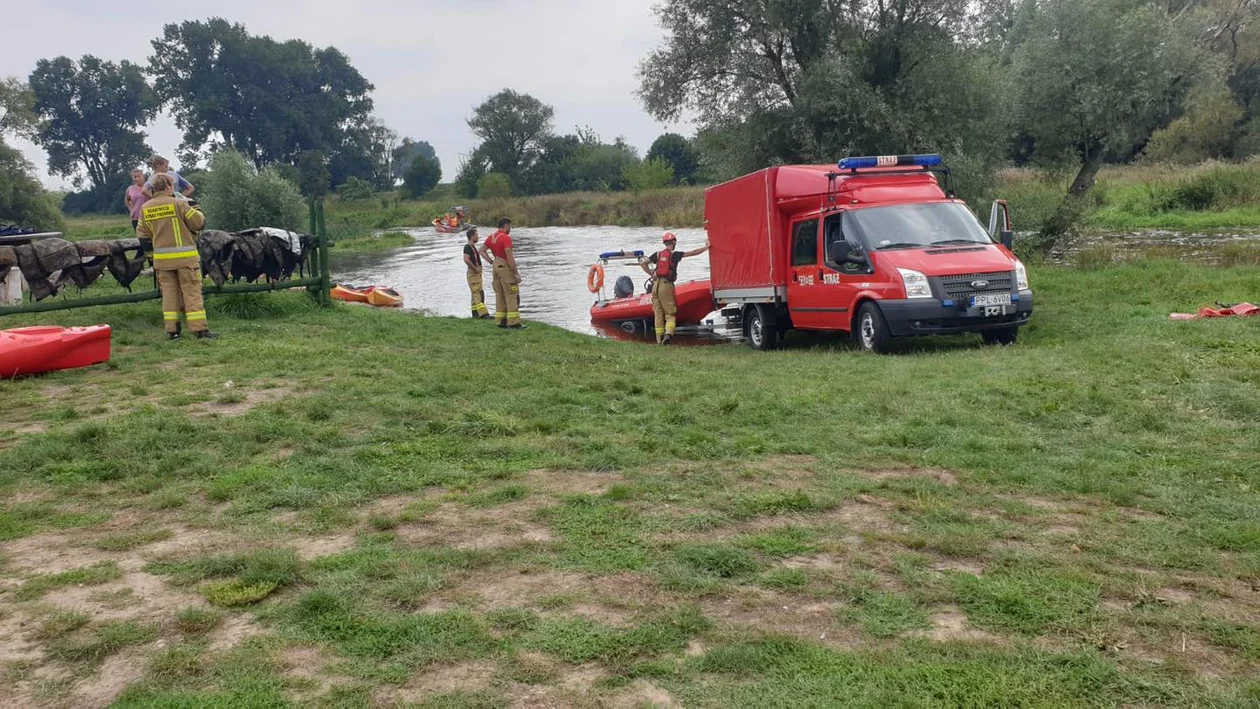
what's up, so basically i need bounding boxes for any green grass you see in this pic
[2,258,1260,705]
[14,562,122,601]
[998,161,1260,232]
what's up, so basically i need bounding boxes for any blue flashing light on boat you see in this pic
[837,154,943,171]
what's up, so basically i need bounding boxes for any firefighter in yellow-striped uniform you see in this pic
[463,227,491,318]
[136,174,218,340]
[640,232,709,344]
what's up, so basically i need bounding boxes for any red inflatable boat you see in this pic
[590,280,717,326]
[1,325,112,378]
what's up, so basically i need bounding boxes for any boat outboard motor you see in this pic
[613,275,634,299]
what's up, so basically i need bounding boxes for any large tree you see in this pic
[638,0,1006,185]
[0,77,37,139]
[1010,0,1212,236]
[27,56,157,190]
[646,133,701,184]
[466,89,554,184]
[391,138,438,184]
[149,18,374,169]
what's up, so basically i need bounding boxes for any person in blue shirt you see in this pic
[142,154,195,199]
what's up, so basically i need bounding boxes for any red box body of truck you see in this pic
[705,157,1032,351]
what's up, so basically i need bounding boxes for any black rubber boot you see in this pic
[194,330,220,340]
[168,331,180,341]
[497,321,508,328]
[662,334,673,345]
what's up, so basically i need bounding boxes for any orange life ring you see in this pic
[587,264,605,293]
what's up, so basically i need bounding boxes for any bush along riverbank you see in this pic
[1,259,1258,706]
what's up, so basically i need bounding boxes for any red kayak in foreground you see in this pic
[1,325,112,378]
[590,280,716,325]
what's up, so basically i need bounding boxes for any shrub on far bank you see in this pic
[199,150,305,233]
[478,172,512,199]
[623,158,674,192]
[336,176,375,201]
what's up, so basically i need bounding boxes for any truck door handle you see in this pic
[818,269,824,280]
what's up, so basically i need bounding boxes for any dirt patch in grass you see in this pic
[397,499,553,551]
[208,614,263,652]
[701,587,857,649]
[611,680,680,708]
[189,384,293,418]
[522,469,623,497]
[379,660,497,705]
[865,468,958,486]
[71,649,150,708]
[911,605,1003,644]
[293,532,358,561]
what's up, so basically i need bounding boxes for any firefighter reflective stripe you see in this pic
[163,312,179,321]
[186,310,207,321]
[153,247,199,260]
[173,218,182,246]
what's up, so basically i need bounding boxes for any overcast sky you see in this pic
[2,0,685,189]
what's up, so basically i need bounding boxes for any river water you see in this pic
[331,226,734,342]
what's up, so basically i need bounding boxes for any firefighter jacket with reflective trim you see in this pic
[136,196,204,271]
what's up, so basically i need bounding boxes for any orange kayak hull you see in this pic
[367,287,404,307]
[1,325,112,378]
[331,284,371,303]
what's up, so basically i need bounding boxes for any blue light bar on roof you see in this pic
[838,154,943,170]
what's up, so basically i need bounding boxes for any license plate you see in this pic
[971,293,1012,307]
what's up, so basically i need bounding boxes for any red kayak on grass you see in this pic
[590,280,717,326]
[1,325,112,378]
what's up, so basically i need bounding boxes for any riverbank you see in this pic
[2,260,1257,706]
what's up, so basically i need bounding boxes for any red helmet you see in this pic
[662,232,677,244]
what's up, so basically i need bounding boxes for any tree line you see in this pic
[1,18,441,218]
[2,2,1257,236]
[637,0,1258,235]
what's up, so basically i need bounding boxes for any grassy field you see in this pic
[1,259,1258,707]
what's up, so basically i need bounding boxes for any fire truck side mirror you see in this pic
[1000,230,1015,249]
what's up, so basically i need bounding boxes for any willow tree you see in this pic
[1010,0,1213,237]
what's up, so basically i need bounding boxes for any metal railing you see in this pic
[0,199,333,317]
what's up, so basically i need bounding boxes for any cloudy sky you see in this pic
[2,0,685,189]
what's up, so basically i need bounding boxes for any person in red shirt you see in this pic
[641,232,709,344]
[479,217,524,328]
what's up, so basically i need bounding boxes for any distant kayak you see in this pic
[1,325,112,377]
[367,287,404,308]
[590,280,715,326]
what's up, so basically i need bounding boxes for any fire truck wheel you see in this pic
[746,305,780,350]
[855,302,892,353]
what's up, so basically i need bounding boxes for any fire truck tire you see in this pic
[855,302,892,353]
[746,304,780,350]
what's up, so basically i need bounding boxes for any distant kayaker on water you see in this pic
[480,217,524,329]
[463,227,491,319]
[641,232,709,345]
[137,174,217,340]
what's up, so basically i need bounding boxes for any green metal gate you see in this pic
[0,200,334,317]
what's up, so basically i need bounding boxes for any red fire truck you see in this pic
[705,155,1032,352]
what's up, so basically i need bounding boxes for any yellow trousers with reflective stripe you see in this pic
[467,270,488,316]
[652,280,677,343]
[157,266,207,333]
[492,261,520,326]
